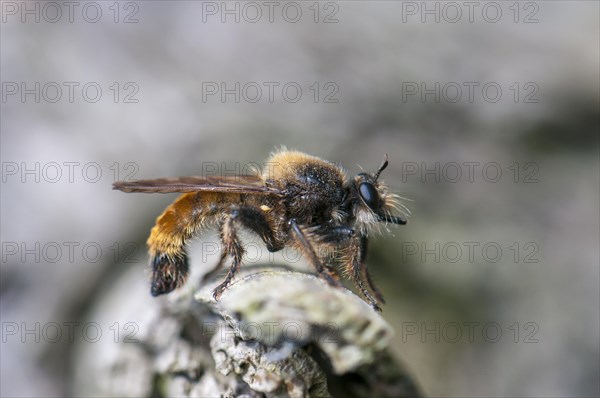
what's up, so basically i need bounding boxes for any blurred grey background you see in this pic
[1,1,598,397]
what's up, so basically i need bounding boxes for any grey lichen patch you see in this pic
[211,322,330,397]
[196,268,394,374]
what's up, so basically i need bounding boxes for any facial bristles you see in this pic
[355,208,381,235]
[383,192,412,217]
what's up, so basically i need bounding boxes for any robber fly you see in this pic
[113,149,408,311]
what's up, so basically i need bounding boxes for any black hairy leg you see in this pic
[315,225,356,280]
[313,225,383,310]
[211,206,283,299]
[358,235,385,304]
[318,226,355,245]
[288,219,341,287]
[212,214,244,300]
[228,206,283,252]
[346,234,383,311]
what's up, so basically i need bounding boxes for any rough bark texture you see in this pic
[73,266,421,397]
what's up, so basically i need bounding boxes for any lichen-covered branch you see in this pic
[72,266,421,397]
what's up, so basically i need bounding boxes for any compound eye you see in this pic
[359,182,379,210]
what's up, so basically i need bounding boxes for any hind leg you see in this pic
[211,206,283,300]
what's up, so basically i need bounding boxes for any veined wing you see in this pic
[113,175,281,194]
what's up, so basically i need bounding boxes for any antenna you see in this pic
[374,154,389,181]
